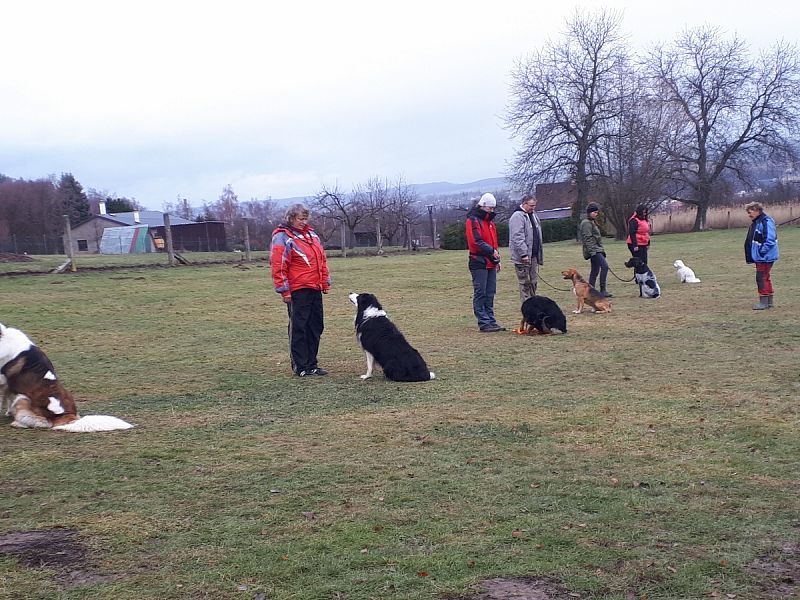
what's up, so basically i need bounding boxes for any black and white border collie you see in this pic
[348,293,435,382]
[624,257,661,299]
[0,323,133,432]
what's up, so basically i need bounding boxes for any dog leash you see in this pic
[536,271,574,293]
[608,265,636,283]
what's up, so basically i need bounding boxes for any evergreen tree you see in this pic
[58,173,91,225]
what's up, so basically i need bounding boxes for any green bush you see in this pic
[541,218,577,243]
[441,222,467,249]
[441,221,510,249]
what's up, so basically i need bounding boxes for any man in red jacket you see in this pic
[270,204,331,376]
[465,193,504,332]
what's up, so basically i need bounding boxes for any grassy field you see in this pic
[0,228,798,600]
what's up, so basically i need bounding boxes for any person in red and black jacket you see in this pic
[626,204,651,264]
[465,193,504,332]
[270,204,331,377]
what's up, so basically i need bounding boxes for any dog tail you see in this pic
[429,371,436,380]
[52,414,134,432]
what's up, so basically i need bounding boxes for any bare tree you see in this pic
[312,184,370,253]
[173,196,194,220]
[592,60,675,237]
[648,28,800,230]
[384,176,421,249]
[357,177,393,253]
[506,9,629,212]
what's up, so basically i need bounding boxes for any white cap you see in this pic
[478,193,497,207]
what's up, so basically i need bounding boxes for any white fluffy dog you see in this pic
[673,260,701,283]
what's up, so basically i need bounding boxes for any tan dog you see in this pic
[560,268,612,314]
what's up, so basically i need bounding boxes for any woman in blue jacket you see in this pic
[744,202,779,310]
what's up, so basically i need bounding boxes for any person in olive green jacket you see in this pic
[578,203,612,297]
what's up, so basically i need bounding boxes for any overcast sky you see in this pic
[2,1,797,209]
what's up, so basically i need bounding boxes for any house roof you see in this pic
[534,182,576,211]
[73,211,198,229]
[534,182,603,212]
[106,211,196,227]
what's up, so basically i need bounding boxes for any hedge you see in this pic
[441,218,575,249]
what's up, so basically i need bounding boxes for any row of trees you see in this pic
[506,10,800,231]
[0,173,141,239]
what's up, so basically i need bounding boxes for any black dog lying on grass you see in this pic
[518,295,567,335]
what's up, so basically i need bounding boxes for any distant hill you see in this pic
[409,177,509,197]
[272,177,510,205]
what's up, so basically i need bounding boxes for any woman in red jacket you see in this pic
[270,204,331,377]
[626,204,651,264]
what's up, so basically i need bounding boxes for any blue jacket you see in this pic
[745,213,779,264]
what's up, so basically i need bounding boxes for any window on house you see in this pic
[77,240,88,251]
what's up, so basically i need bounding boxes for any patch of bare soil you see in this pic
[748,542,800,597]
[0,529,118,587]
[0,252,35,262]
[445,577,575,600]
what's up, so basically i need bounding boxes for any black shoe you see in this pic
[480,324,505,332]
[297,370,317,377]
[310,368,328,376]
[600,290,613,298]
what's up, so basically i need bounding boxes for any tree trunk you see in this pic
[692,203,708,232]
[375,219,383,254]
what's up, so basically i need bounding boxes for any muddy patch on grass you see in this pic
[0,529,118,587]
[446,577,575,599]
[747,542,799,597]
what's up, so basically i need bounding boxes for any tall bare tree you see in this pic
[648,28,800,230]
[506,9,628,212]
[592,60,676,238]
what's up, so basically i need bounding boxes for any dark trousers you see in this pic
[755,262,774,295]
[288,288,324,374]
[627,243,648,264]
[470,267,497,328]
[589,253,609,290]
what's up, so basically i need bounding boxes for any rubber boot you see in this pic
[767,294,774,308]
[753,296,770,310]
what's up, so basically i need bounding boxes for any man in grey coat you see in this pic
[508,194,543,303]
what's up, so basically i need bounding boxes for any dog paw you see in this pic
[359,374,372,380]
[572,309,581,314]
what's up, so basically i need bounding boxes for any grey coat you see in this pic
[509,208,543,265]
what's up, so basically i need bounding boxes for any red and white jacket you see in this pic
[270,223,330,299]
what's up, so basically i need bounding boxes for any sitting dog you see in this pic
[673,259,701,283]
[0,323,133,432]
[519,295,567,334]
[560,268,612,314]
[348,293,435,382]
[624,257,661,299]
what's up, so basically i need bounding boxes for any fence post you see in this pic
[63,215,77,272]
[726,210,731,229]
[340,221,347,258]
[243,218,252,262]
[43,235,48,254]
[163,213,176,266]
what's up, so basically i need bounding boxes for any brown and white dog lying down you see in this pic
[0,323,133,432]
[560,268,612,314]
